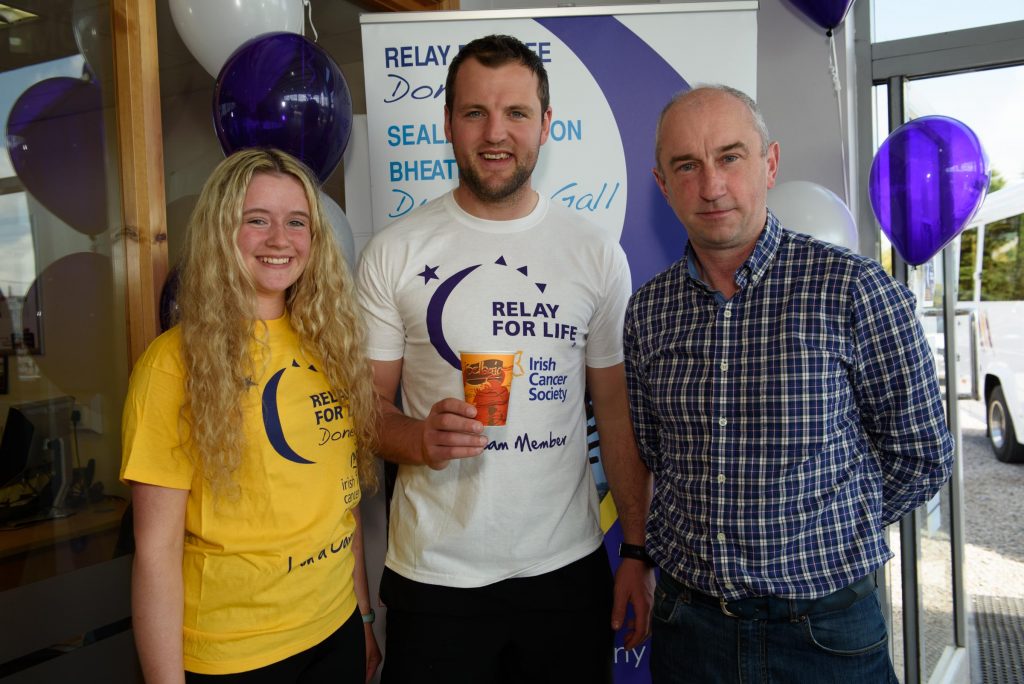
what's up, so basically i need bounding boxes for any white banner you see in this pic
[360,3,758,290]
[360,5,757,680]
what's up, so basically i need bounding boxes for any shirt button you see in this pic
[720,361,729,371]
[717,533,726,542]
[717,474,726,484]
[718,418,728,427]
[723,309,732,319]
[724,582,735,590]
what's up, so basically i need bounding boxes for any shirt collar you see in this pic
[683,209,783,296]
[740,209,782,289]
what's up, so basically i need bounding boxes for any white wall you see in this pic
[757,0,857,210]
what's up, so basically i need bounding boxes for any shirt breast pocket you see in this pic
[757,330,853,458]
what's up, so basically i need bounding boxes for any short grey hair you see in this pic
[654,84,772,170]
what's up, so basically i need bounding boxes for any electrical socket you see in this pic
[72,395,103,434]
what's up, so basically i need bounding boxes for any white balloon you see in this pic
[168,0,304,78]
[320,193,356,269]
[72,0,111,84]
[768,181,859,251]
[74,0,198,89]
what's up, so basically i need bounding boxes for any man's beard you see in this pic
[458,157,534,204]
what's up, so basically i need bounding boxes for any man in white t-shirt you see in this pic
[357,34,653,683]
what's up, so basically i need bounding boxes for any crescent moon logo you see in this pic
[427,264,481,370]
[262,361,317,465]
[536,15,690,291]
[425,259,549,369]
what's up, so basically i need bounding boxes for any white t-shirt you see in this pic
[358,191,631,587]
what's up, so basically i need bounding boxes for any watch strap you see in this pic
[618,542,655,567]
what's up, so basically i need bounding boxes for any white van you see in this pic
[957,182,1024,463]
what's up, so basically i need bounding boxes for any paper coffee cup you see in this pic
[460,351,522,426]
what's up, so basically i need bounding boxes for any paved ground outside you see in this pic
[959,400,1024,683]
[887,400,1024,682]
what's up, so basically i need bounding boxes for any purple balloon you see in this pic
[213,32,352,183]
[5,77,108,236]
[786,0,855,31]
[869,116,988,266]
[159,265,180,332]
[22,252,115,393]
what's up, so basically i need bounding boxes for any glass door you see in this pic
[863,4,1024,677]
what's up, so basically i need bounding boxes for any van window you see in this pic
[958,216,1024,301]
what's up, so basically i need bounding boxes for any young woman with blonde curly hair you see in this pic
[121,148,381,683]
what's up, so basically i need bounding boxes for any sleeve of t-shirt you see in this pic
[120,339,194,490]
[585,242,632,369]
[356,236,406,362]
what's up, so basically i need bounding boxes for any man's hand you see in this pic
[420,398,487,469]
[371,359,488,468]
[611,558,655,650]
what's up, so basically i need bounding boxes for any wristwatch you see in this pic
[618,542,655,567]
[361,609,376,624]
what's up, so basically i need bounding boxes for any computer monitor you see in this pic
[0,396,75,523]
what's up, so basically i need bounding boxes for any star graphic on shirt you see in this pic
[418,265,439,284]
[494,256,545,292]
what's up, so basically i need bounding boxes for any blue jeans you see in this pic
[651,574,898,683]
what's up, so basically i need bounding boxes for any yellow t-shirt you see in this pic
[121,317,360,674]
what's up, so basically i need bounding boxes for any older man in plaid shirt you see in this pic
[624,85,954,683]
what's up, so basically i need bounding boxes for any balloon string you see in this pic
[828,31,850,207]
[304,0,320,43]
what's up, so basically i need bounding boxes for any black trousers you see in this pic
[380,546,613,684]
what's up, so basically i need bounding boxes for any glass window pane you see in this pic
[920,484,957,680]
[0,52,129,591]
[873,1,1024,43]
[886,525,906,682]
[896,65,1024,679]
[906,66,1024,187]
[0,192,35,301]
[908,255,957,681]
[872,84,896,275]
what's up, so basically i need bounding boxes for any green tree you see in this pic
[980,216,1024,301]
[988,169,1006,194]
[958,227,976,300]
[958,169,1017,301]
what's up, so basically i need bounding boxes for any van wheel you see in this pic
[987,386,1024,463]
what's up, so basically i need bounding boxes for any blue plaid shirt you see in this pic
[624,211,954,600]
